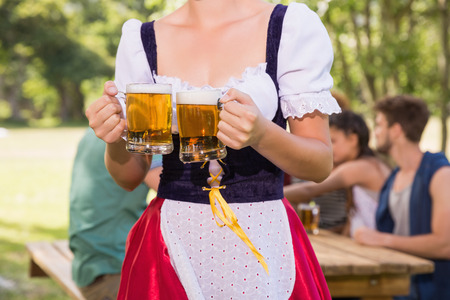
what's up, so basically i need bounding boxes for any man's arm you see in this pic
[354,166,450,260]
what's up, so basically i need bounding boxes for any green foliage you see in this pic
[81,76,111,110]
[0,0,448,149]
[0,0,167,123]
[22,60,59,118]
[323,0,448,110]
[0,100,11,120]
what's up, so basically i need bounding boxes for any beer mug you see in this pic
[176,89,227,163]
[125,83,173,154]
[298,202,320,235]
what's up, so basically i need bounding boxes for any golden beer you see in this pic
[298,203,320,235]
[176,90,227,163]
[126,83,173,154]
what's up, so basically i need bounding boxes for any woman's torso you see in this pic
[150,4,286,204]
[350,185,379,236]
[357,156,391,191]
[115,2,339,204]
[154,2,276,88]
[349,156,390,236]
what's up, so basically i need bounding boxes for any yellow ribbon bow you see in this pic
[203,168,269,274]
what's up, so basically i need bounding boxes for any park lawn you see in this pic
[0,126,86,300]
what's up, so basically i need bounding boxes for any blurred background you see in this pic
[0,0,449,299]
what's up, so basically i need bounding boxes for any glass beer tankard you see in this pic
[125,83,173,154]
[176,89,227,163]
[298,202,320,235]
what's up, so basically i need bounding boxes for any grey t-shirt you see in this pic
[389,185,412,236]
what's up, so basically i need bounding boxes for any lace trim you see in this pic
[281,91,341,119]
[223,63,267,89]
[153,63,267,92]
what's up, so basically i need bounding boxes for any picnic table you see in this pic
[309,229,434,299]
[26,230,434,300]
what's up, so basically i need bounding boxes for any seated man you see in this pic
[354,95,450,300]
[68,128,162,300]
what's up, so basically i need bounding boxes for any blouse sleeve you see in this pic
[277,3,341,119]
[113,19,154,138]
[114,18,154,99]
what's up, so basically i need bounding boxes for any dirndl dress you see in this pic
[114,3,341,299]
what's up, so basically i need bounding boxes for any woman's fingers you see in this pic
[218,88,264,149]
[103,118,126,144]
[87,96,121,125]
[220,88,253,106]
[86,81,125,144]
[217,120,247,149]
[103,80,118,97]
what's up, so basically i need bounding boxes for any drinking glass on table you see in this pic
[125,83,173,154]
[176,89,227,163]
[298,202,320,235]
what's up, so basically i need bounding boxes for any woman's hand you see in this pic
[85,81,126,144]
[217,88,268,150]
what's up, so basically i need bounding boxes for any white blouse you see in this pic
[114,3,341,127]
[350,185,379,238]
[114,3,340,299]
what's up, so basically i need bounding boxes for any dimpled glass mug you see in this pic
[176,89,227,163]
[125,83,173,154]
[298,202,320,235]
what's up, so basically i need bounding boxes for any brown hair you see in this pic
[329,110,374,158]
[374,95,429,143]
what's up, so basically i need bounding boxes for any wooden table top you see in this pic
[309,229,434,277]
[308,229,435,299]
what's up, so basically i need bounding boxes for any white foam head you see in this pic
[126,83,172,94]
[176,89,222,105]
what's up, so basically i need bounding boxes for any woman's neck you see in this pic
[178,0,268,29]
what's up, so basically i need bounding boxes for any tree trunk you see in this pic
[324,10,354,103]
[57,83,69,122]
[57,81,86,121]
[71,82,85,120]
[7,59,28,121]
[438,0,449,153]
[334,36,354,103]
[350,9,376,104]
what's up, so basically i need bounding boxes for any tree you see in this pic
[317,0,448,151]
[437,0,449,153]
[0,0,167,122]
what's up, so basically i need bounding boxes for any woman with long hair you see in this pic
[284,110,391,237]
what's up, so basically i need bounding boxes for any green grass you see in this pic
[0,126,86,300]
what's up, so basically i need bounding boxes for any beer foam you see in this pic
[126,83,172,94]
[176,89,222,105]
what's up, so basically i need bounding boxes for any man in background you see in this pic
[69,128,162,300]
[355,95,450,300]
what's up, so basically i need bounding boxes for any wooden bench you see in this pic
[26,240,85,300]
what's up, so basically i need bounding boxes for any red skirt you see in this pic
[117,197,330,300]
